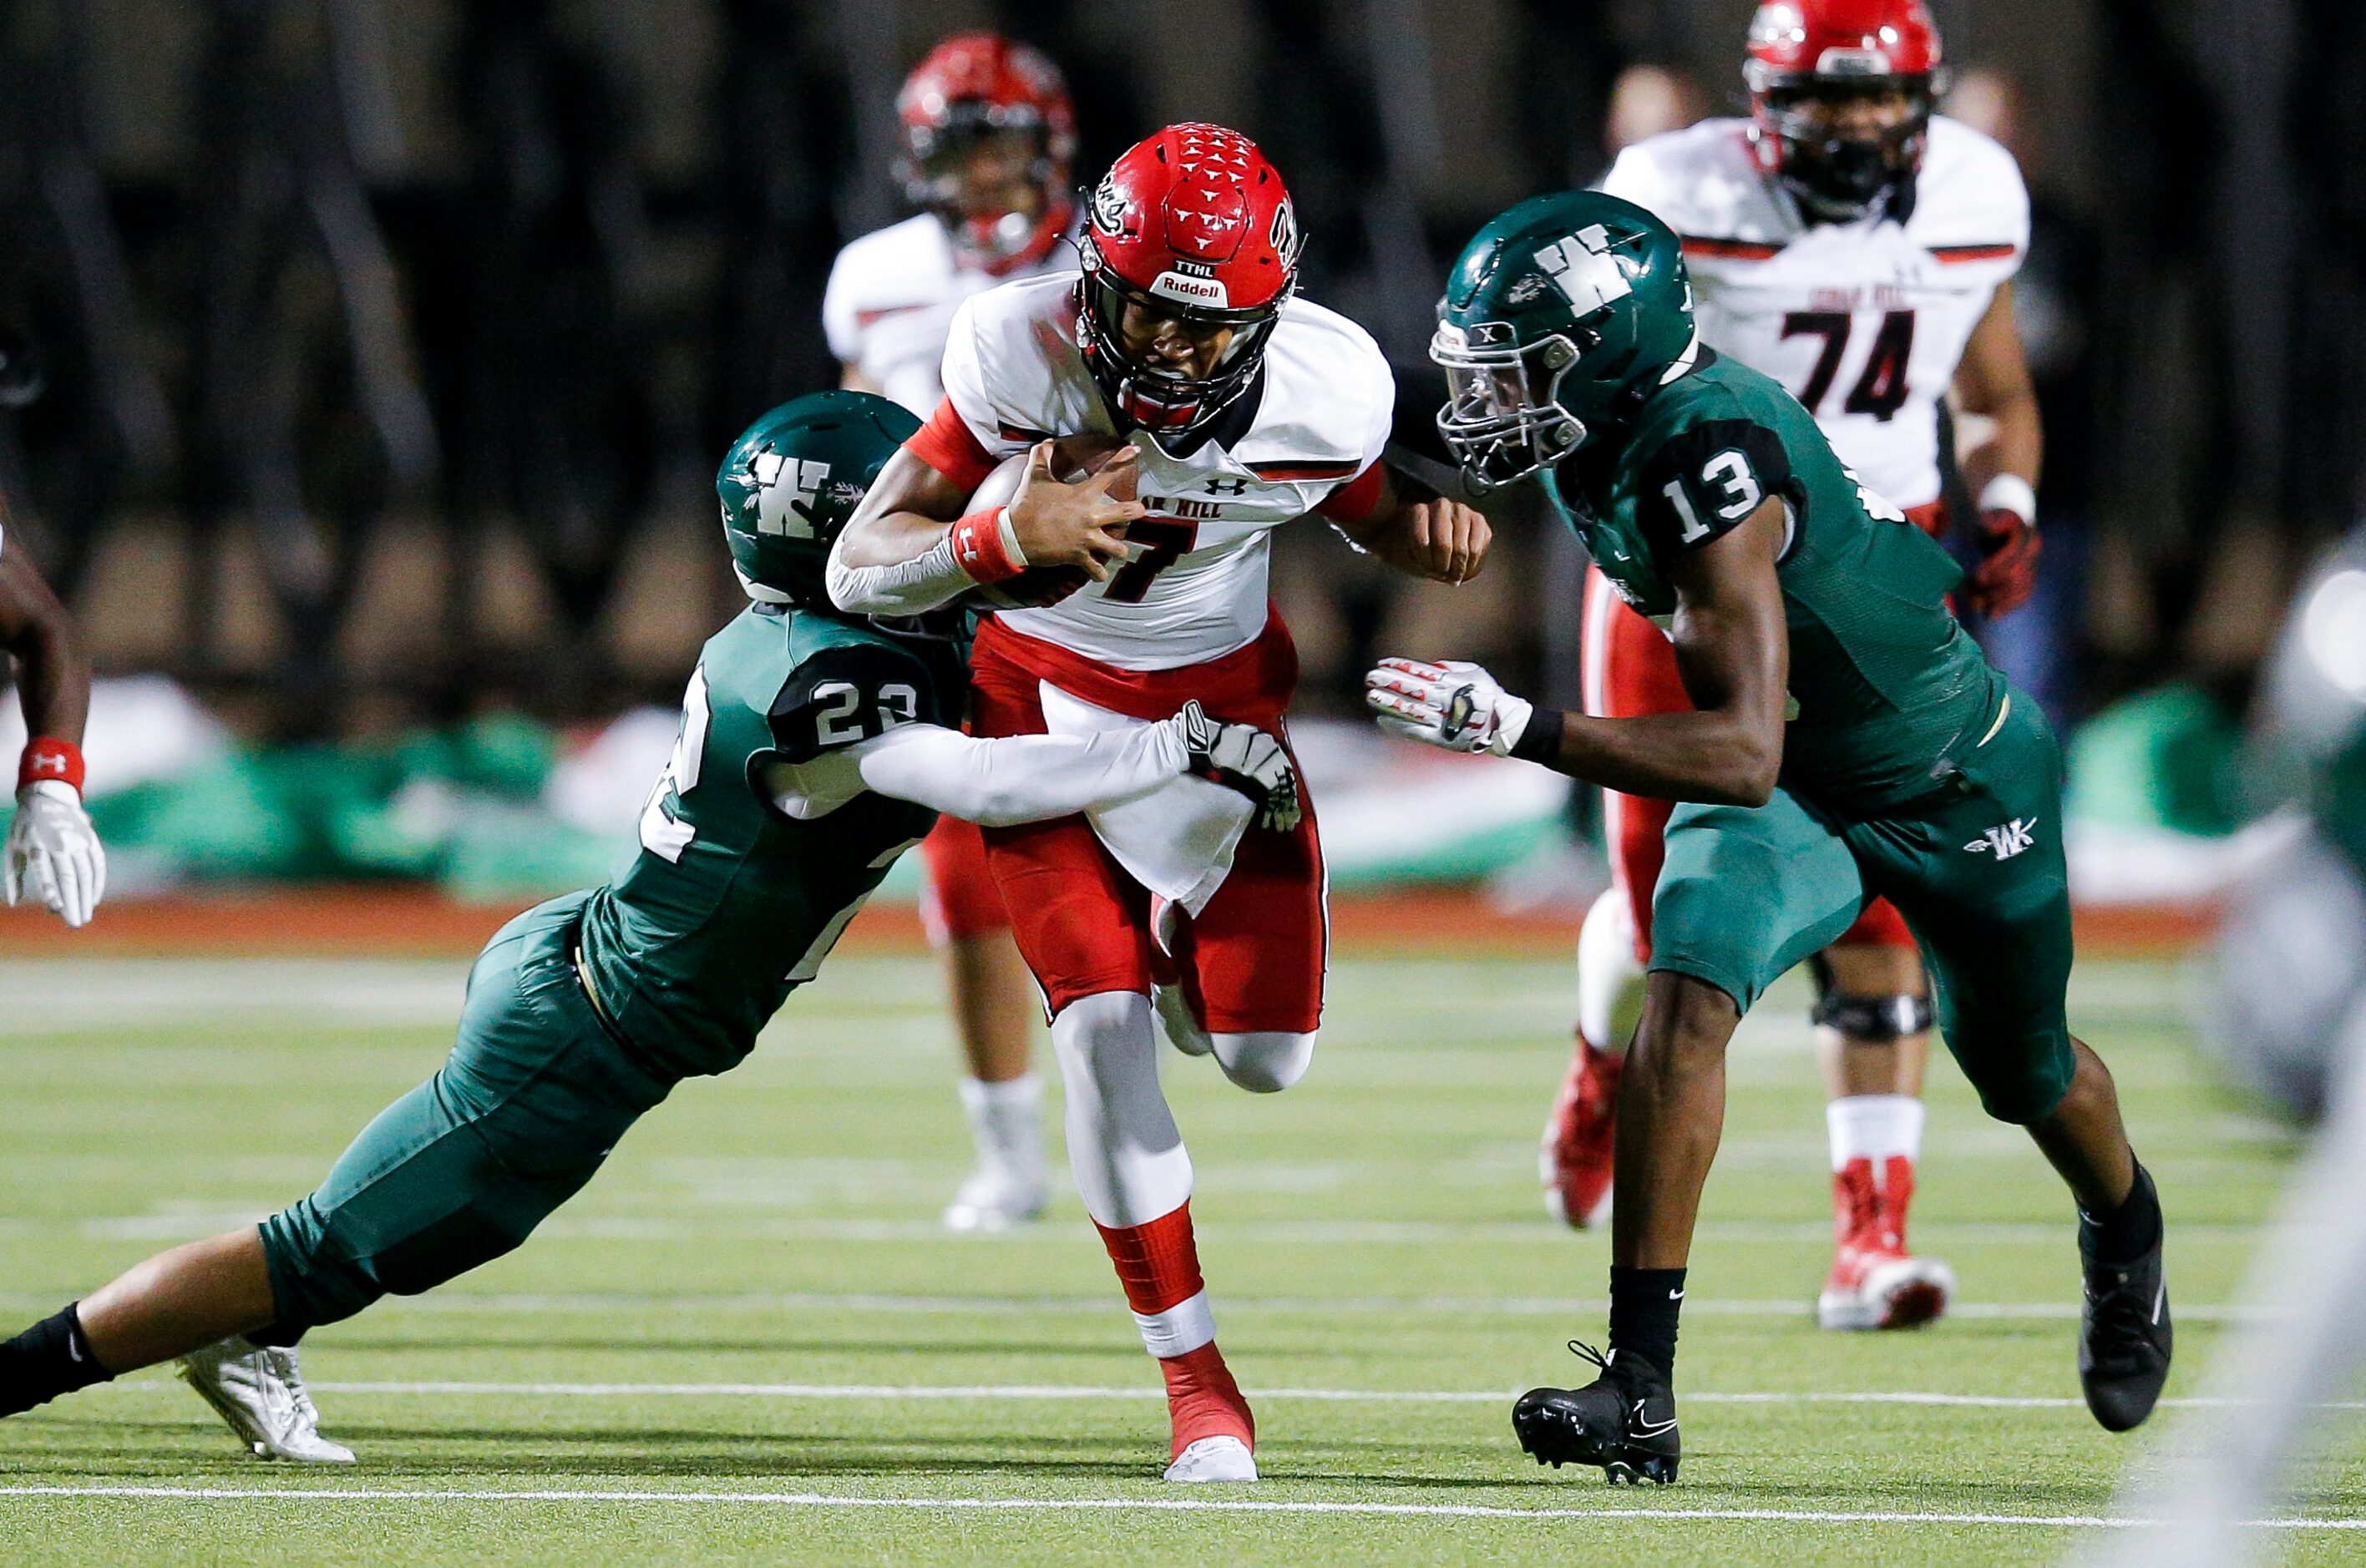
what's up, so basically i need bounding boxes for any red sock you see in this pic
[1093,1201,1253,1459]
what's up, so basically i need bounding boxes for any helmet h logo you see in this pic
[1533,225,1634,311]
[751,451,830,539]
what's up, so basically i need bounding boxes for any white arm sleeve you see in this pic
[771,721,1190,826]
[824,531,976,616]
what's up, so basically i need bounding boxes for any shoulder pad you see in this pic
[768,642,937,764]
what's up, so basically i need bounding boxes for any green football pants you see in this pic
[258,893,674,1330]
[1649,687,2076,1124]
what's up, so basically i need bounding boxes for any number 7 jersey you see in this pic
[914,271,1396,671]
[1602,114,2027,513]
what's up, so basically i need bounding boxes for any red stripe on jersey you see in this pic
[1929,243,2019,263]
[1247,459,1360,482]
[1680,235,1783,260]
[854,305,927,327]
[998,421,1054,443]
[1315,461,1386,525]
[972,611,1299,727]
[906,397,998,491]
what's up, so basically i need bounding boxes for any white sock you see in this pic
[959,1072,1045,1184]
[1826,1094,1926,1172]
[1576,886,1647,1053]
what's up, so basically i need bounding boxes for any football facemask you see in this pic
[1430,318,1593,491]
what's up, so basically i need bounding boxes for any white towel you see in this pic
[1036,682,1251,922]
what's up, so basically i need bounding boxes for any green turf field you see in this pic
[0,948,2355,1564]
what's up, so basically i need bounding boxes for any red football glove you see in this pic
[1966,507,2042,619]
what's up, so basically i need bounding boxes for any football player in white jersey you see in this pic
[831,124,1489,1481]
[1,500,103,928]
[1543,0,2046,1333]
[821,33,1085,1235]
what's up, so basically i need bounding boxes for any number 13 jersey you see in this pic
[1601,114,2028,513]
[914,271,1395,671]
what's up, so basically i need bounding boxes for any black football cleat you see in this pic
[1512,1340,1680,1485]
[2079,1235,2171,1433]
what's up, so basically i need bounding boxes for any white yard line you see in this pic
[3,1288,2262,1322]
[0,1484,2353,1531]
[97,1378,2363,1413]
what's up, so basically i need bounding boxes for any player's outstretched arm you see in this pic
[772,704,1300,832]
[0,524,104,926]
[1365,500,1789,807]
[1328,465,1492,585]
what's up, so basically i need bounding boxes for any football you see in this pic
[960,433,1137,609]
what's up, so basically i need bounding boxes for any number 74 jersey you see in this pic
[921,271,1396,671]
[1602,114,2027,513]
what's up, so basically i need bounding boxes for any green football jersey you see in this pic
[577,605,967,1077]
[1545,350,2004,811]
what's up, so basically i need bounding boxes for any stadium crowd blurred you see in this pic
[0,0,2354,906]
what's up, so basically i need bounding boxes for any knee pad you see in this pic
[1211,1029,1317,1094]
[1810,989,1934,1042]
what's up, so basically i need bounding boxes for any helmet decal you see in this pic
[717,391,920,607]
[748,452,834,540]
[1533,225,1635,311]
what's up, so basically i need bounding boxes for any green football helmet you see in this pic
[1431,190,1700,488]
[717,391,921,607]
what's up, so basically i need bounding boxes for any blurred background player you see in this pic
[1,488,103,929]
[822,33,1082,1232]
[833,124,1489,1482]
[1543,0,2044,1334]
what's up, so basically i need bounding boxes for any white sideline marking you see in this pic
[102,1378,2365,1413]
[0,1485,2358,1531]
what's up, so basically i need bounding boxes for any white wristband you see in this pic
[994,505,1029,570]
[1978,475,2037,525]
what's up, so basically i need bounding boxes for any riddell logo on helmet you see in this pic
[1149,271,1229,309]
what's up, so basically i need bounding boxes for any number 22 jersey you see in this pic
[1601,114,2028,513]
[908,271,1396,673]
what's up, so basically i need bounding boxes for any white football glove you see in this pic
[1174,700,1302,832]
[1365,658,1536,757]
[7,780,105,928]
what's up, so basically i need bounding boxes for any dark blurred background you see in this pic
[1,0,2360,739]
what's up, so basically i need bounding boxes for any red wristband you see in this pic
[18,736,84,794]
[950,508,1023,584]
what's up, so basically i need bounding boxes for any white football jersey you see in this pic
[940,271,1394,671]
[1603,115,2028,510]
[822,215,1079,417]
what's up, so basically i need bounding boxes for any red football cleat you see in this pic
[1818,1155,1955,1330]
[1542,1035,1622,1229]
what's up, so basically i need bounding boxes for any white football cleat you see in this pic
[1163,1434,1258,1483]
[1152,984,1214,1058]
[179,1338,355,1463]
[941,1165,1048,1232]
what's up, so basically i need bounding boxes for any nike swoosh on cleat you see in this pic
[1630,1400,1677,1437]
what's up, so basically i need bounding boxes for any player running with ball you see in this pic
[1545,0,2044,1337]
[0,392,1300,1464]
[833,124,1489,1482]
[1366,190,2166,1483]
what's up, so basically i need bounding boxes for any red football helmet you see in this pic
[895,33,1077,273]
[1743,0,1946,222]
[1076,124,1302,440]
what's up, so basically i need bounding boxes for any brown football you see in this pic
[961,433,1136,609]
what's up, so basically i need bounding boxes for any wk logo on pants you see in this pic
[1964,817,2038,859]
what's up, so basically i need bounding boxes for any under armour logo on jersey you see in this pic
[1204,477,1249,495]
[750,452,829,539]
[1965,817,2039,859]
[1533,225,1634,311]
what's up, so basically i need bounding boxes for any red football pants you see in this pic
[917,817,1011,943]
[966,622,1327,1033]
